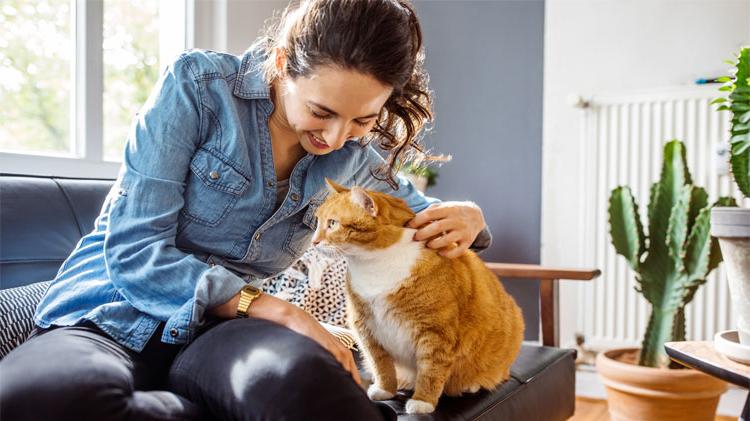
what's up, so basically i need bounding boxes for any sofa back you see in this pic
[0,174,114,290]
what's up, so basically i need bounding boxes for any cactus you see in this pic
[714,46,750,198]
[608,140,737,368]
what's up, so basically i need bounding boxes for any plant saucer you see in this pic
[714,330,750,365]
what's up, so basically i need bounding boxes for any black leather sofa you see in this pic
[0,173,581,420]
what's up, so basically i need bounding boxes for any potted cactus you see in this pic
[597,140,735,421]
[711,46,750,347]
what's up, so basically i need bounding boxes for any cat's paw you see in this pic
[405,399,435,414]
[367,385,396,401]
[463,384,481,394]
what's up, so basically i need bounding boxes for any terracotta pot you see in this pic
[596,348,727,421]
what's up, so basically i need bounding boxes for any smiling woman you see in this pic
[0,1,491,421]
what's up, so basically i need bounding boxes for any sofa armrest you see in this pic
[484,262,601,347]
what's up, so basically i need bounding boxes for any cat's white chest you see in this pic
[345,229,423,298]
[366,295,417,368]
[346,229,423,367]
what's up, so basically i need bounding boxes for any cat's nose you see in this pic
[311,239,320,246]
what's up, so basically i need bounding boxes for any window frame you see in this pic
[0,0,191,178]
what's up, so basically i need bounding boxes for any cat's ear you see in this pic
[350,187,378,217]
[325,178,349,194]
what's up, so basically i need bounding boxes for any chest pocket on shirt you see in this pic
[182,148,250,227]
[283,199,321,256]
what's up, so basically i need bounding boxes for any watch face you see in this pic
[243,285,261,295]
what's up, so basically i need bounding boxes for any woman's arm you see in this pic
[103,52,249,344]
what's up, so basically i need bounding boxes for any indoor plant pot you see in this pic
[711,208,750,344]
[597,348,727,421]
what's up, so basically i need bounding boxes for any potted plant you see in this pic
[399,161,439,193]
[711,46,750,348]
[598,139,735,421]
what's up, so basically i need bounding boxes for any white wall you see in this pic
[543,0,750,348]
[191,0,287,54]
[544,2,749,414]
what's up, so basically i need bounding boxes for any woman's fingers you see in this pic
[331,341,361,386]
[413,218,461,241]
[407,204,450,229]
[440,240,471,259]
[426,230,463,250]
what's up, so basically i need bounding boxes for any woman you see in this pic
[0,1,490,420]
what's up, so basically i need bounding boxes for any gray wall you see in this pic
[414,0,545,340]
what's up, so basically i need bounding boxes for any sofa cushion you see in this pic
[0,281,51,359]
[376,345,576,421]
[0,175,113,289]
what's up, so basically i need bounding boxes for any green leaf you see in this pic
[741,110,750,123]
[720,86,733,92]
[731,133,749,143]
[683,206,713,282]
[687,186,708,233]
[710,97,727,105]
[717,76,732,83]
[736,141,750,155]
[731,141,750,197]
[667,185,692,270]
[717,105,731,111]
[609,186,646,270]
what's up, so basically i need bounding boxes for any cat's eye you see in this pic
[327,219,339,229]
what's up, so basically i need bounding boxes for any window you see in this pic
[0,0,188,177]
[0,1,73,157]
[103,0,161,162]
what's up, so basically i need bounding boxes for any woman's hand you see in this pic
[406,201,486,259]
[283,304,362,387]
[209,293,362,386]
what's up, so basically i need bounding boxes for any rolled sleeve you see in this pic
[103,52,245,344]
[469,225,493,253]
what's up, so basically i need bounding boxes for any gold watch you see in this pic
[236,284,262,318]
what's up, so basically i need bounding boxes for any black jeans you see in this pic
[0,318,392,421]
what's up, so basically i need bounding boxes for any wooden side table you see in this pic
[665,341,750,420]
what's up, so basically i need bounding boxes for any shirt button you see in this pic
[209,171,220,180]
[254,232,262,241]
[290,193,300,201]
[169,328,179,338]
[267,181,274,187]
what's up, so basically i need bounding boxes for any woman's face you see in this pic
[276,65,394,155]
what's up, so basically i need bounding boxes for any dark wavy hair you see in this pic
[256,0,433,189]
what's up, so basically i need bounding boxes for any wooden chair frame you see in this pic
[485,263,601,347]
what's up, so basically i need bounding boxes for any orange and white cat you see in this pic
[311,179,524,414]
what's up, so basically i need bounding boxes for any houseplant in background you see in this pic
[598,139,736,421]
[398,161,439,193]
[711,46,750,357]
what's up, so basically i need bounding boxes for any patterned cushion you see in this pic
[0,281,51,359]
[262,248,358,350]
[261,247,350,328]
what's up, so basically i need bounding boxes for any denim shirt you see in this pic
[34,48,492,352]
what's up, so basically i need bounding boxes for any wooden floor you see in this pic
[571,397,736,421]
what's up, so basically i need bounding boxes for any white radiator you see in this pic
[574,86,746,349]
